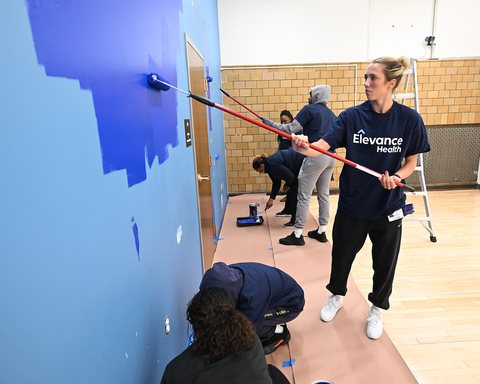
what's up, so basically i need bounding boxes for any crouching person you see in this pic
[200,262,305,355]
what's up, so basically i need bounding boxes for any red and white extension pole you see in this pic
[147,74,415,192]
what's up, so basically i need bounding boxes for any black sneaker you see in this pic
[308,228,328,243]
[283,220,295,228]
[262,324,291,355]
[275,210,291,217]
[279,232,305,246]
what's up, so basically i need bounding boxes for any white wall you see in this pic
[217,0,480,66]
[434,0,480,58]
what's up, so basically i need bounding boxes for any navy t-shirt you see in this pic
[322,100,430,220]
[295,103,336,142]
[278,130,302,150]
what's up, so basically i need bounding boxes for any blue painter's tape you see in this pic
[267,248,273,250]
[282,359,295,367]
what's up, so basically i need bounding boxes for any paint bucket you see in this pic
[249,203,260,218]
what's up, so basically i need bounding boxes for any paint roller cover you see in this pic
[147,73,170,91]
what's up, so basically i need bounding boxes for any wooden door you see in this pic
[185,35,215,271]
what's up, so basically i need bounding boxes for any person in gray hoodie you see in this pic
[261,85,337,245]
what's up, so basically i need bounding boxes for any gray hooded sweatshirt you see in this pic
[271,84,336,143]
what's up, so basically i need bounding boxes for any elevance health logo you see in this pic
[353,130,403,153]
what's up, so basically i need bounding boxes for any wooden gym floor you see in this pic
[213,189,480,384]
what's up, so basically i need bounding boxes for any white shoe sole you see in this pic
[367,328,383,339]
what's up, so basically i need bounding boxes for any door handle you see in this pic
[197,174,210,183]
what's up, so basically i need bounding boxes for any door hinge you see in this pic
[213,225,217,236]
[209,155,213,167]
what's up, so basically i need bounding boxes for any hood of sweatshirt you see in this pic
[311,84,331,104]
[199,262,243,306]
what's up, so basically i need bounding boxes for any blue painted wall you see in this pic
[0,1,227,383]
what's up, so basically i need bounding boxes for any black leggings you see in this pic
[326,210,403,310]
[284,179,298,221]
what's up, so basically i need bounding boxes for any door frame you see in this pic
[184,33,215,271]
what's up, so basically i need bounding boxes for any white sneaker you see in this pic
[367,305,383,339]
[320,294,343,322]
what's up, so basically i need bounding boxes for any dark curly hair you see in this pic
[187,287,256,363]
[280,110,293,123]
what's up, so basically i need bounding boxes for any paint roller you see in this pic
[147,74,415,192]
[206,76,262,119]
[147,74,172,91]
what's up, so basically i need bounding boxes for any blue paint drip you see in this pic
[132,219,140,261]
[25,0,183,187]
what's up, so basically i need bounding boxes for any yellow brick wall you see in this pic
[221,59,480,194]
[416,59,480,125]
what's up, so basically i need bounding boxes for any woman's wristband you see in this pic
[393,173,402,180]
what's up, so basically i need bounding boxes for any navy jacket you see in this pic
[229,262,305,336]
[264,149,305,199]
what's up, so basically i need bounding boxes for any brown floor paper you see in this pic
[213,194,418,384]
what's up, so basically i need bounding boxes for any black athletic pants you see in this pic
[283,179,298,222]
[326,209,403,310]
[259,307,302,340]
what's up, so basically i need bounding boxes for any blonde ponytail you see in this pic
[372,56,410,92]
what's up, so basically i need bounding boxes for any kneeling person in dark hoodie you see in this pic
[200,262,305,355]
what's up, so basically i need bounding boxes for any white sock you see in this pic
[317,226,326,234]
[275,324,284,333]
[294,228,303,238]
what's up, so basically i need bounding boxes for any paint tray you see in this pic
[236,216,264,227]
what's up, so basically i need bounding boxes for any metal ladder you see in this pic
[393,58,437,242]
